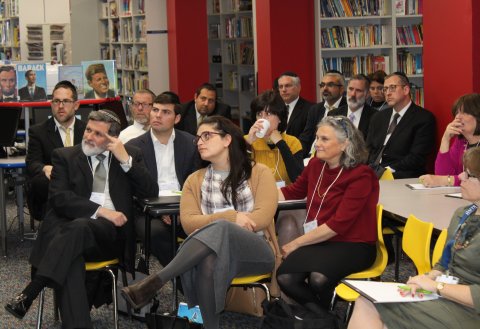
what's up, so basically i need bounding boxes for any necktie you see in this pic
[387,113,400,135]
[29,88,34,97]
[348,113,356,123]
[197,115,205,126]
[64,127,72,147]
[92,154,107,193]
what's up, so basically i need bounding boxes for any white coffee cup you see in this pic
[255,119,270,138]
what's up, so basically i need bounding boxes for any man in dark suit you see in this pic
[5,110,158,328]
[18,70,47,101]
[26,81,86,220]
[366,72,436,179]
[277,72,313,138]
[328,74,377,141]
[176,82,231,135]
[127,93,198,267]
[299,71,346,157]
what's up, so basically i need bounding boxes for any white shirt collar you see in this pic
[150,128,176,145]
[324,96,343,112]
[54,117,76,131]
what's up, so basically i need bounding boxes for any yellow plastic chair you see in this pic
[36,259,128,329]
[230,273,272,301]
[431,229,448,267]
[331,204,388,320]
[379,167,394,180]
[402,214,434,275]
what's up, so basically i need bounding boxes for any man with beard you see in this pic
[299,71,347,157]
[176,82,231,136]
[127,92,198,268]
[5,110,158,328]
[328,74,377,140]
[119,89,155,143]
[84,63,115,99]
[26,80,87,221]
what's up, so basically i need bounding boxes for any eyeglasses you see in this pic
[382,85,405,93]
[193,131,225,145]
[256,111,274,119]
[465,170,478,180]
[132,102,153,108]
[370,86,384,92]
[319,82,343,88]
[52,99,75,106]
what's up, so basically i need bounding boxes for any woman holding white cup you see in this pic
[245,90,304,187]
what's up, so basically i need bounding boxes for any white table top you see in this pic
[379,178,469,230]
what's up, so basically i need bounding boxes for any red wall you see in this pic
[423,0,480,143]
[255,0,316,102]
[167,0,209,101]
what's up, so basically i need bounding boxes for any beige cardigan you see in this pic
[180,163,282,297]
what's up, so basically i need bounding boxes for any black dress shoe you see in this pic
[121,275,164,309]
[5,293,32,319]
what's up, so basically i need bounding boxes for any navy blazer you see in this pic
[126,129,199,188]
[176,100,232,136]
[328,103,378,141]
[366,102,436,179]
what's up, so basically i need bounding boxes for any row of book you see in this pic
[0,20,19,46]
[225,42,237,64]
[394,0,423,15]
[321,24,388,48]
[322,55,390,77]
[240,42,254,65]
[320,0,387,17]
[0,0,18,18]
[411,85,424,106]
[225,16,253,39]
[101,0,144,18]
[240,74,255,92]
[118,72,149,96]
[396,24,422,45]
[397,51,422,74]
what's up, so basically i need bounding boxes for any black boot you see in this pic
[5,293,33,319]
[121,274,164,309]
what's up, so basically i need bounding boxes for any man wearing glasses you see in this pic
[26,80,87,221]
[119,89,155,143]
[299,71,347,157]
[366,72,435,178]
[176,82,231,136]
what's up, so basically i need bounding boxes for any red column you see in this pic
[167,0,209,101]
[255,0,316,102]
[423,0,480,143]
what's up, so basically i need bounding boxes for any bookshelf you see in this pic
[316,0,424,106]
[207,0,256,128]
[0,0,20,60]
[98,0,159,97]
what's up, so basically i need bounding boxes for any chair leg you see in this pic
[260,283,271,302]
[36,288,45,329]
[120,267,132,320]
[329,290,337,312]
[345,302,354,324]
[394,234,401,282]
[106,267,119,329]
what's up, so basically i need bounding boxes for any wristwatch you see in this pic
[436,282,445,295]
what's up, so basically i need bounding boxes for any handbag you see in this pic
[145,313,203,329]
[261,299,340,329]
[224,286,267,317]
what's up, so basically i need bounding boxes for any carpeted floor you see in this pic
[0,191,418,329]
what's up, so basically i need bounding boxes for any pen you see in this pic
[397,285,433,294]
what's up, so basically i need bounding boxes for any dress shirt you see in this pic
[323,97,343,118]
[119,120,148,143]
[286,97,299,123]
[383,101,411,145]
[347,106,364,128]
[151,129,180,194]
[54,117,76,146]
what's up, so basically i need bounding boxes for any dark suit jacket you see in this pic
[328,103,377,140]
[29,144,158,273]
[286,97,314,139]
[366,103,436,179]
[26,118,87,179]
[84,89,115,99]
[126,129,199,188]
[176,100,232,136]
[298,96,347,156]
[18,85,47,101]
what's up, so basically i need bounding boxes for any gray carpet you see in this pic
[0,192,417,328]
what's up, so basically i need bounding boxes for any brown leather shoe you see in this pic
[121,275,164,309]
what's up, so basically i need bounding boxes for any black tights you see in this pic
[277,272,334,309]
[156,238,220,329]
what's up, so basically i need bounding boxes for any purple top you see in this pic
[434,136,467,186]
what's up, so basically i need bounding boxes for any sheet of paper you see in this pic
[406,183,459,191]
[343,280,440,303]
[445,192,462,199]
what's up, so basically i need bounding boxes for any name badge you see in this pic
[213,206,235,214]
[436,274,459,285]
[276,181,286,188]
[303,220,317,234]
[90,192,105,206]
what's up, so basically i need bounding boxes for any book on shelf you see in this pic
[135,73,149,91]
[321,24,388,48]
[322,54,390,77]
[134,46,147,70]
[138,0,145,14]
[240,74,255,92]
[111,20,120,42]
[240,42,254,65]
[212,0,220,13]
[122,19,133,42]
[320,0,387,17]
[122,0,132,16]
[394,0,406,15]
[397,50,422,75]
[101,2,109,18]
[209,23,220,39]
[16,62,47,101]
[227,70,238,90]
[396,24,423,46]
[109,1,117,17]
[136,18,146,42]
[59,65,84,94]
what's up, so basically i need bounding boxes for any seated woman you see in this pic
[348,147,480,329]
[367,70,388,111]
[420,93,480,187]
[276,116,378,311]
[245,90,304,187]
[121,116,280,329]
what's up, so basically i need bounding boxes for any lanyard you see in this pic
[440,203,478,269]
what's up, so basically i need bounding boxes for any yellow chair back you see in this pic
[380,167,394,180]
[402,215,434,275]
[431,229,448,267]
